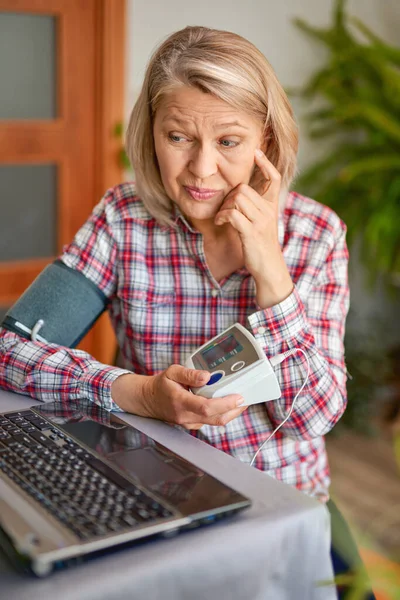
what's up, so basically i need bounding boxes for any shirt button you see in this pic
[257,326,266,335]
[218,426,226,435]
[211,288,219,297]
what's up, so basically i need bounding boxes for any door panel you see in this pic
[0,0,125,365]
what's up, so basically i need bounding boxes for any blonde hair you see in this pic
[126,26,298,225]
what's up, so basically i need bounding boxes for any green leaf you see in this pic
[119,148,131,169]
[334,103,400,144]
[339,155,400,181]
[333,0,346,29]
[113,122,124,138]
[293,18,334,47]
[296,144,367,190]
[351,17,400,66]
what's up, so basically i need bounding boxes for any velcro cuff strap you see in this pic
[1,260,108,348]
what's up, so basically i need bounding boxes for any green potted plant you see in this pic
[291,4,400,594]
[291,0,400,286]
[290,0,399,433]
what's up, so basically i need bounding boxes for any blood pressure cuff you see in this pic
[1,259,108,348]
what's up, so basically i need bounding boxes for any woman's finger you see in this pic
[186,406,247,430]
[166,364,210,388]
[215,206,255,233]
[254,149,281,200]
[234,182,277,214]
[216,186,261,223]
[209,405,247,425]
[181,392,244,420]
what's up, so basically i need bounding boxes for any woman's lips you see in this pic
[184,186,220,201]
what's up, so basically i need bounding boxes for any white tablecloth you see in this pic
[0,389,337,600]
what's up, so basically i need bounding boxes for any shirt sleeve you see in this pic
[0,190,131,411]
[247,223,350,440]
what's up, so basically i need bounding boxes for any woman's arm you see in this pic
[215,149,349,440]
[0,327,132,409]
[0,190,131,409]
[248,224,349,439]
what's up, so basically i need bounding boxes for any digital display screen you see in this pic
[201,334,243,369]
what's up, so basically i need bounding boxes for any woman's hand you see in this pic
[215,150,293,308]
[111,367,246,429]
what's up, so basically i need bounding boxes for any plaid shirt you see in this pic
[0,182,349,499]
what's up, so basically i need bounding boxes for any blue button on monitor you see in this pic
[206,372,224,385]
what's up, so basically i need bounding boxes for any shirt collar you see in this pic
[171,204,200,234]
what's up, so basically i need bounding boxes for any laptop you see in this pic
[0,399,251,576]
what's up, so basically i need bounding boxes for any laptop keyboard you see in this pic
[0,410,174,541]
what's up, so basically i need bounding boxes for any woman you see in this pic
[1,25,369,596]
[1,24,348,498]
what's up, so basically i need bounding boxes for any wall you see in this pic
[125,0,398,169]
[124,0,400,345]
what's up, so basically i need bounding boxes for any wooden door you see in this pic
[0,0,125,365]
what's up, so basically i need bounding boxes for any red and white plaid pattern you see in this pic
[0,182,350,499]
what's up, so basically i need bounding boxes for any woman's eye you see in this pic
[219,139,239,148]
[169,134,187,143]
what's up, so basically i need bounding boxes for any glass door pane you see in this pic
[0,165,57,261]
[0,11,56,119]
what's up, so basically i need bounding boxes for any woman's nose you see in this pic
[188,145,218,179]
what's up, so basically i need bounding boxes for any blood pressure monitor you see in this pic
[185,323,281,406]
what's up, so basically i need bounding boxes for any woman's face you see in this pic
[153,86,265,232]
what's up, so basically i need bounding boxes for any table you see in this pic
[0,389,337,600]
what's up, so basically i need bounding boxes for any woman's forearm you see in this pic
[0,328,131,411]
